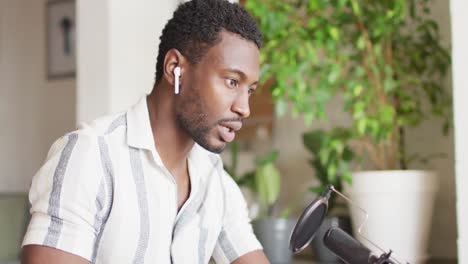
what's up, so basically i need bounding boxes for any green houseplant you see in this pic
[245,0,451,262]
[224,143,282,217]
[224,143,295,263]
[246,0,451,169]
[302,128,354,210]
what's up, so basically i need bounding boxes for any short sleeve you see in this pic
[22,131,109,261]
[212,170,263,263]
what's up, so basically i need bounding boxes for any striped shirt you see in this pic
[22,97,262,263]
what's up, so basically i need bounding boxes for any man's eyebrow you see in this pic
[224,68,259,85]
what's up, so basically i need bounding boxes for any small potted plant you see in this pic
[223,141,257,216]
[224,145,295,264]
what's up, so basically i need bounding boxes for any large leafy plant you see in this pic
[246,0,451,176]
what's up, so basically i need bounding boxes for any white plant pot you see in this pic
[343,170,438,264]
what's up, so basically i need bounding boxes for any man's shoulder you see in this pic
[46,112,128,157]
[77,111,128,138]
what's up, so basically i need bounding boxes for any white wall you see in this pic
[75,0,110,123]
[450,0,468,263]
[0,0,178,191]
[405,0,456,258]
[0,0,76,193]
[77,0,178,123]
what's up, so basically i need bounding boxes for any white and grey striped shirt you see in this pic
[22,97,262,263]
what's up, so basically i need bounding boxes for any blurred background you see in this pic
[0,0,466,263]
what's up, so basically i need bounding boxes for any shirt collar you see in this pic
[126,96,164,166]
[126,96,213,174]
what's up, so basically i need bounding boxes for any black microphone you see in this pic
[323,227,373,264]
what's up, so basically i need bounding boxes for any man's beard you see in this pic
[175,95,226,154]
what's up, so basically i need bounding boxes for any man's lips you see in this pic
[219,121,242,132]
[217,121,242,143]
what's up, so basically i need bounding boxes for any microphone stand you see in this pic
[324,185,408,264]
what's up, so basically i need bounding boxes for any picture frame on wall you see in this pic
[46,0,76,79]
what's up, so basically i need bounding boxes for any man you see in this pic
[21,0,269,263]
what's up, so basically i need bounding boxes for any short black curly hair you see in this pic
[154,0,262,84]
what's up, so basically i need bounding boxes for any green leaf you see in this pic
[351,0,361,16]
[342,147,354,161]
[230,141,239,175]
[255,163,281,207]
[309,186,327,194]
[342,169,352,184]
[328,26,340,40]
[380,105,395,125]
[409,0,416,18]
[255,150,279,166]
[308,0,320,11]
[357,118,367,135]
[353,84,363,96]
[237,171,256,190]
[327,164,337,181]
[319,148,331,165]
[307,17,319,29]
[303,130,325,153]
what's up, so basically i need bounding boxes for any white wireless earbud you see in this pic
[173,66,181,94]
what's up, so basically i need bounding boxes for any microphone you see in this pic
[289,186,403,264]
[323,227,372,264]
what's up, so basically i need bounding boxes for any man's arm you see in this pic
[22,133,106,263]
[231,249,269,264]
[22,245,89,264]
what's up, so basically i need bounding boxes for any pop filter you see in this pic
[289,186,333,253]
[290,185,407,264]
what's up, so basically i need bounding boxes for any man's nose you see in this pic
[232,88,250,119]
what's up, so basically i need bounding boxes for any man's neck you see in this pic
[146,85,194,177]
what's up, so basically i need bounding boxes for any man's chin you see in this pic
[205,142,226,154]
[196,137,226,154]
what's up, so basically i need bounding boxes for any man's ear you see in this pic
[163,48,188,87]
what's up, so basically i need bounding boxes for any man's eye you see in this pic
[226,78,239,88]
